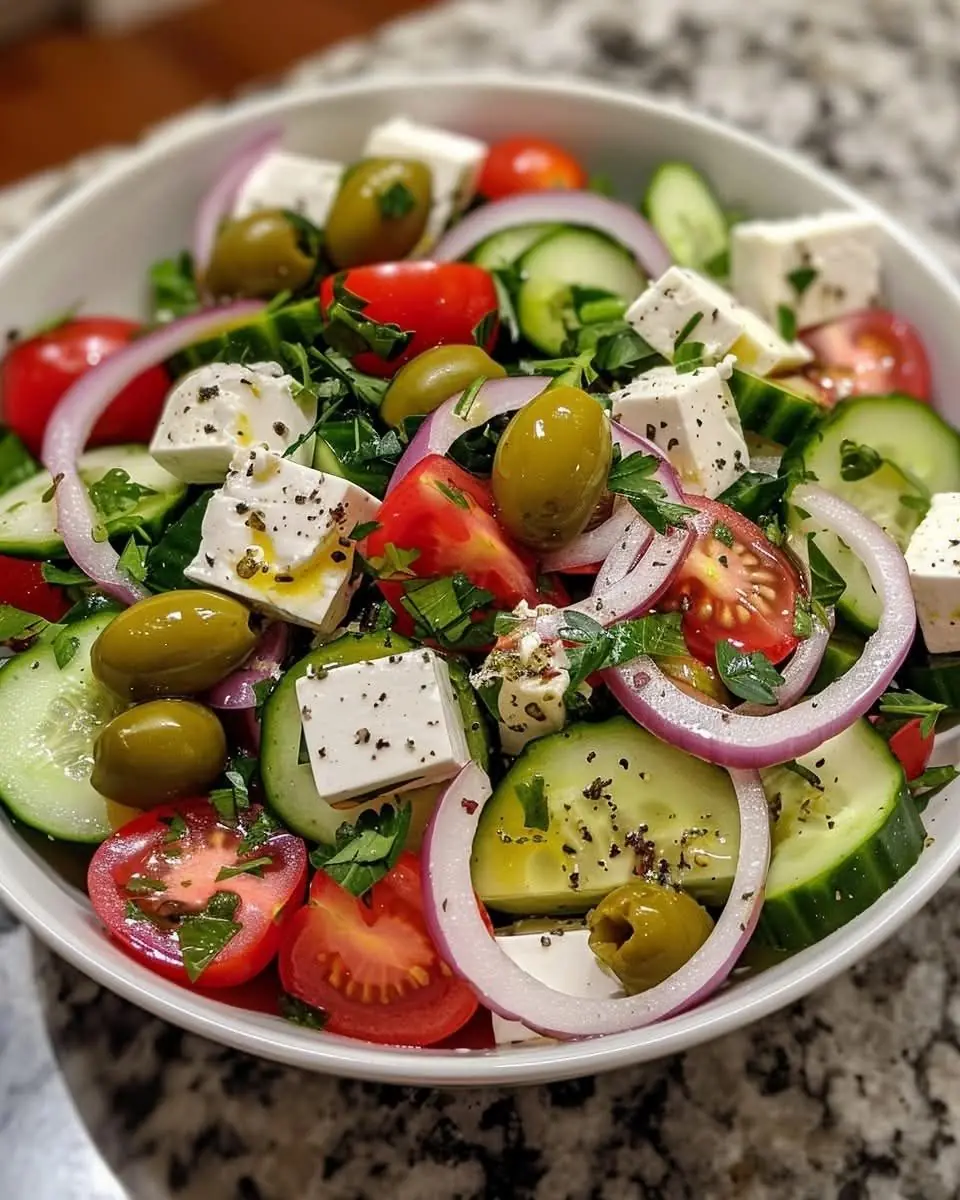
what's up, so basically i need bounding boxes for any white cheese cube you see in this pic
[491,928,623,1045]
[471,628,571,756]
[363,116,486,245]
[149,362,315,485]
[232,150,343,229]
[611,364,750,497]
[184,446,380,631]
[626,266,812,378]
[905,493,960,653]
[295,649,470,806]
[730,211,881,330]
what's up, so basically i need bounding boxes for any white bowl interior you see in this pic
[2,75,959,1086]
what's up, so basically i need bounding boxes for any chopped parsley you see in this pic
[349,519,382,541]
[786,266,818,296]
[715,639,785,705]
[515,774,549,832]
[400,573,494,648]
[807,536,847,608]
[209,754,258,823]
[673,341,706,374]
[782,760,824,790]
[453,376,487,419]
[910,764,960,810]
[472,309,498,347]
[877,689,948,738]
[435,480,470,509]
[777,304,798,342]
[310,803,411,898]
[377,180,416,219]
[148,251,200,323]
[558,610,687,696]
[235,808,282,857]
[88,468,157,543]
[0,602,49,648]
[177,891,243,983]
[607,452,696,534]
[216,855,273,881]
[279,993,328,1030]
[51,627,80,670]
[673,311,704,350]
[40,562,89,586]
[713,521,735,547]
[716,470,790,524]
[839,438,883,482]
[117,536,149,584]
[322,272,412,362]
[362,542,420,581]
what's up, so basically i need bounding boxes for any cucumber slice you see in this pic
[729,369,824,445]
[808,625,866,694]
[901,652,960,711]
[261,631,490,841]
[516,228,646,354]
[471,715,741,916]
[312,416,393,498]
[174,297,322,373]
[783,395,960,633]
[469,224,561,270]
[0,612,128,842]
[642,161,729,273]
[0,445,187,559]
[756,719,925,952]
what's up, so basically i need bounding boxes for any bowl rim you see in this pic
[3,70,959,1087]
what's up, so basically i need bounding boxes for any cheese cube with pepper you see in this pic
[905,492,960,653]
[232,150,343,229]
[184,446,379,631]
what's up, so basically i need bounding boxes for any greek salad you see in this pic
[0,118,956,1048]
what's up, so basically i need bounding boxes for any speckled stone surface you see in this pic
[4,1,960,1196]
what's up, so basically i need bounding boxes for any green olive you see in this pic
[325,158,432,269]
[380,344,506,428]
[492,386,613,550]
[204,210,314,298]
[587,881,714,995]
[91,700,227,807]
[92,590,258,701]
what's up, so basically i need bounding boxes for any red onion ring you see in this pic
[193,128,281,290]
[433,191,671,280]
[605,484,915,768]
[207,621,289,710]
[422,761,770,1038]
[41,302,262,606]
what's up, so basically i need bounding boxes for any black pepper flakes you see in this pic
[354,728,371,744]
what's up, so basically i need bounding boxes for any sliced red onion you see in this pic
[422,761,770,1038]
[433,192,671,281]
[41,302,262,606]
[208,621,289,710]
[605,484,916,768]
[193,128,281,289]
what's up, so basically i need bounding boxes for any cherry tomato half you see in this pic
[801,309,932,404]
[887,717,935,781]
[279,852,481,1046]
[478,136,588,200]
[319,263,499,378]
[0,556,71,623]
[1,318,171,457]
[658,496,802,667]
[88,800,307,989]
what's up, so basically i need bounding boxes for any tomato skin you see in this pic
[478,136,588,199]
[0,556,71,622]
[659,496,801,667]
[1,318,171,456]
[319,263,499,378]
[366,455,546,624]
[87,800,307,989]
[279,852,481,1046]
[802,309,932,404]
[887,717,935,780]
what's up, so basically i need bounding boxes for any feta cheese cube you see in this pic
[611,364,750,497]
[363,117,486,245]
[905,493,960,653]
[184,446,380,631]
[296,649,470,805]
[626,266,812,377]
[232,150,343,229]
[731,211,881,330]
[471,626,572,755]
[491,928,623,1045]
[149,362,315,485]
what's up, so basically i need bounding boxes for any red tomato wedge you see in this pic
[319,262,499,378]
[802,309,932,404]
[279,852,481,1046]
[887,717,935,781]
[88,801,307,989]
[658,497,802,666]
[478,135,588,199]
[0,556,71,623]
[1,317,171,456]
[365,456,547,626]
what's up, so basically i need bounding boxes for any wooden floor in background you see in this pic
[0,0,438,187]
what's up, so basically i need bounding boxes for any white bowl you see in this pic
[2,74,959,1087]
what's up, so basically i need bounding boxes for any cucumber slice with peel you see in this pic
[729,369,824,444]
[642,161,729,272]
[469,223,561,270]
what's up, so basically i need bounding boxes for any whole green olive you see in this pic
[92,590,258,701]
[91,700,227,807]
[204,210,315,298]
[492,386,613,550]
[587,881,714,995]
[380,344,506,428]
[325,158,432,269]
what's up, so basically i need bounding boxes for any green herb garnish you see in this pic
[310,803,411,898]
[715,639,785,705]
[607,452,696,534]
[378,180,416,219]
[515,774,549,832]
[839,439,883,482]
[177,891,243,983]
[807,536,846,608]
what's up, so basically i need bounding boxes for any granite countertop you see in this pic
[4,0,960,1195]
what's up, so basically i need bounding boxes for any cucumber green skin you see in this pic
[469,224,561,270]
[901,654,960,712]
[642,161,729,272]
[312,418,393,499]
[172,297,322,374]
[807,626,866,695]
[261,631,490,841]
[729,370,823,445]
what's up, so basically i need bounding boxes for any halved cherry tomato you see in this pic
[802,309,932,404]
[658,496,801,666]
[365,455,547,626]
[887,717,935,780]
[87,800,307,989]
[0,556,71,623]
[279,852,481,1046]
[1,317,171,456]
[319,263,499,378]
[478,136,588,200]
